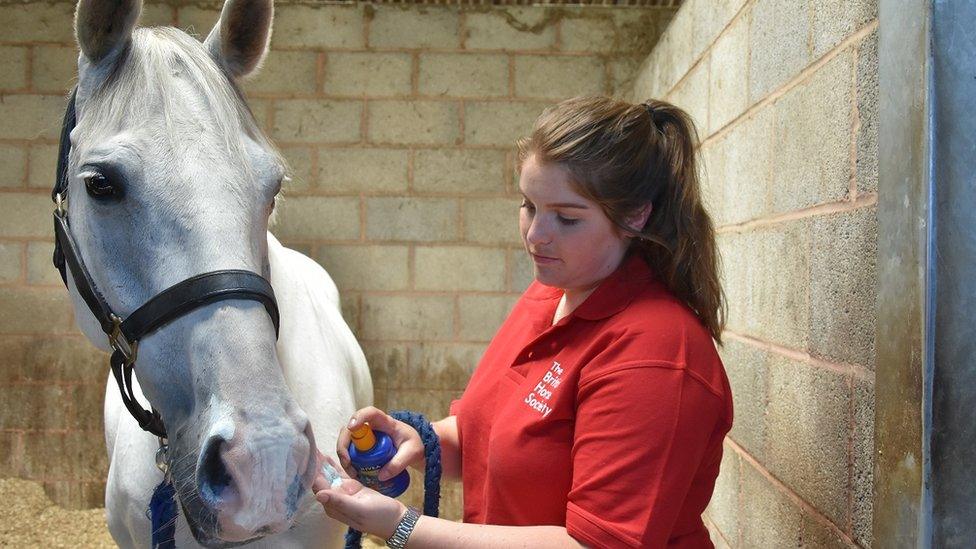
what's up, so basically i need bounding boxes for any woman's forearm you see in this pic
[428,416,461,480]
[407,517,586,549]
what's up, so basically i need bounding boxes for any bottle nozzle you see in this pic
[350,423,377,451]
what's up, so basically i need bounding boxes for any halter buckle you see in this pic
[109,313,138,365]
[155,441,169,475]
[54,193,67,217]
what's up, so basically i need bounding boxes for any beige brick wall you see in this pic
[629,0,878,546]
[0,0,674,520]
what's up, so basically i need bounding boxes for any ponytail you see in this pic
[518,96,726,343]
[636,100,726,342]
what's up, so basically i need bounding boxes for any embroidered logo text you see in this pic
[523,361,564,418]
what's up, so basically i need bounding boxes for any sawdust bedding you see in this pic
[0,477,385,548]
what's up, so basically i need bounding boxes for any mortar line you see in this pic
[0,138,59,146]
[0,138,511,151]
[725,437,858,546]
[226,44,607,57]
[724,330,874,383]
[316,51,327,95]
[662,0,751,99]
[702,513,733,548]
[700,19,879,149]
[0,333,86,340]
[255,238,522,249]
[715,192,877,233]
[0,187,50,195]
[280,188,512,199]
[0,427,104,435]
[243,90,564,102]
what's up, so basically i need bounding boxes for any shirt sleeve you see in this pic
[565,361,724,548]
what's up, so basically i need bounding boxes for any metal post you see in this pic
[930,0,976,544]
[875,0,931,545]
[877,0,976,545]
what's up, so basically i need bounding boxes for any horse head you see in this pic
[67,0,318,544]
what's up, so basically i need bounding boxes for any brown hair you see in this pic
[517,96,726,343]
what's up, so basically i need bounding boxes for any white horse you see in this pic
[63,0,371,546]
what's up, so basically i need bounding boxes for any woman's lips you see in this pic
[531,252,559,264]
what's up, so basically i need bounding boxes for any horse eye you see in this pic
[85,173,116,198]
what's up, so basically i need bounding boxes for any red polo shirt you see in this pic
[450,253,733,548]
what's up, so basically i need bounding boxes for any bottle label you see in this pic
[355,464,409,498]
[356,464,384,491]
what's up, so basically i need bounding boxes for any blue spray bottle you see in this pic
[348,423,410,497]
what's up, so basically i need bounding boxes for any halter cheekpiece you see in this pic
[51,87,281,439]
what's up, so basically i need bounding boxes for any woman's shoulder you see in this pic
[583,281,728,398]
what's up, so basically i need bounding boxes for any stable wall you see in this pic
[629,0,878,546]
[0,0,673,522]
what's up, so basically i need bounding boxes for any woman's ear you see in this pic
[626,203,653,234]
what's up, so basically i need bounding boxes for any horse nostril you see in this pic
[198,434,234,508]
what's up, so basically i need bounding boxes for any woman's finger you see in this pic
[348,406,400,433]
[377,438,424,480]
[338,407,393,471]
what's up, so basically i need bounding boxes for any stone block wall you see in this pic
[0,0,674,516]
[630,0,878,546]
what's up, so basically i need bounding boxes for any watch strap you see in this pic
[386,506,421,549]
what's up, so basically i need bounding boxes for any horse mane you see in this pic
[76,26,286,188]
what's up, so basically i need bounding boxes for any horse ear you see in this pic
[75,0,142,64]
[204,0,273,79]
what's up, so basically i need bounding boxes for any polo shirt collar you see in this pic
[572,252,654,321]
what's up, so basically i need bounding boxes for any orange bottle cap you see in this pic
[350,423,377,451]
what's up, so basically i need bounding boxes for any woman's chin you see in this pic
[532,269,563,289]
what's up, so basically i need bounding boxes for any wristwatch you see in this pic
[386,506,421,549]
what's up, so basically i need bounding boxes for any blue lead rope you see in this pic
[344,410,442,549]
[148,477,177,549]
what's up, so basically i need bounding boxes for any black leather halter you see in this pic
[52,88,280,438]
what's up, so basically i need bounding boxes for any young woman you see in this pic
[313,96,733,548]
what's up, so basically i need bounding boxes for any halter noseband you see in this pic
[52,87,280,439]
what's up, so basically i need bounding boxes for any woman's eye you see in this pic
[520,200,535,211]
[557,215,579,226]
[84,173,116,198]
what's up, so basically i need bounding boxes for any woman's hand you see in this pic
[313,455,407,539]
[337,406,425,481]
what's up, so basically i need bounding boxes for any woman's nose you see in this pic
[525,215,551,246]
